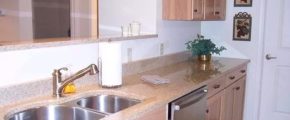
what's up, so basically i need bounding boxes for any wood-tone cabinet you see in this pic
[192,0,204,20]
[204,0,226,20]
[137,65,246,120]
[206,65,247,120]
[163,0,226,21]
[224,77,246,120]
[206,90,225,120]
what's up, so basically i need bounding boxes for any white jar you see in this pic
[130,21,141,36]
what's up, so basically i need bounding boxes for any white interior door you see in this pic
[259,0,290,120]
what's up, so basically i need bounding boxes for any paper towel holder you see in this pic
[98,57,103,86]
[98,57,122,88]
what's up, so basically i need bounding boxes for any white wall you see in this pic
[201,0,265,120]
[0,0,200,88]
[99,0,157,35]
[122,0,200,62]
[0,43,100,87]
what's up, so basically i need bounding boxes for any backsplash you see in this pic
[123,51,191,76]
[0,51,190,105]
[0,75,97,105]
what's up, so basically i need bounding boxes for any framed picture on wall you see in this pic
[233,12,252,41]
[234,0,252,7]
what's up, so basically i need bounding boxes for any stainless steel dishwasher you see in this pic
[169,86,208,120]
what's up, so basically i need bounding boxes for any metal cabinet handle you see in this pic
[229,76,236,80]
[213,84,221,89]
[266,54,277,60]
[240,70,246,73]
[235,86,241,90]
[194,9,198,12]
[215,11,220,14]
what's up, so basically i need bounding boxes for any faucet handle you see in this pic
[57,67,69,72]
[53,67,68,76]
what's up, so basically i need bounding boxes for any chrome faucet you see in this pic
[52,64,99,97]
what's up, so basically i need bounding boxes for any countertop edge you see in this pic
[0,34,158,52]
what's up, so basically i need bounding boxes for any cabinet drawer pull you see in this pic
[235,86,241,90]
[240,70,246,73]
[215,11,220,14]
[213,84,221,89]
[206,109,209,113]
[229,76,236,80]
[194,9,198,12]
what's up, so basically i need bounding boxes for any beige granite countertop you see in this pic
[0,34,158,52]
[0,57,249,120]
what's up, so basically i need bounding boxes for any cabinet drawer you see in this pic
[207,76,226,98]
[226,66,247,86]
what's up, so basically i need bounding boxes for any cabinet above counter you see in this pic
[163,0,226,21]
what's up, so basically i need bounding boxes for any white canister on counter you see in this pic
[98,42,122,88]
[130,21,141,36]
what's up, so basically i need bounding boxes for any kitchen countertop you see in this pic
[0,34,158,52]
[0,57,249,120]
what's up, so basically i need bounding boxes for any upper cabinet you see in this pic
[163,0,226,21]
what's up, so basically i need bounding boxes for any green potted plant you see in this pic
[186,34,226,61]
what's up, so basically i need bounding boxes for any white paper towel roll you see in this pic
[99,42,122,87]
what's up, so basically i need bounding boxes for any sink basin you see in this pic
[5,105,106,120]
[76,95,141,114]
[5,95,141,120]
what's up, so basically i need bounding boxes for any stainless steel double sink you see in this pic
[6,95,141,120]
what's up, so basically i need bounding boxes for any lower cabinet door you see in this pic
[206,90,226,120]
[224,77,246,120]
